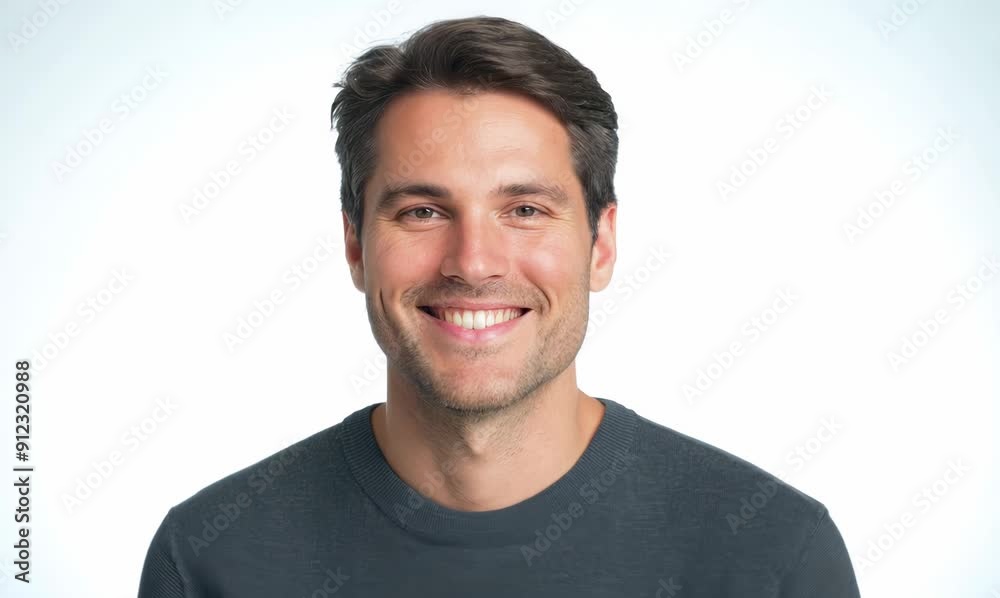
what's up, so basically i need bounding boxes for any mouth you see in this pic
[418,306,530,331]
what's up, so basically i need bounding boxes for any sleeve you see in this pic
[778,507,861,598]
[138,507,189,598]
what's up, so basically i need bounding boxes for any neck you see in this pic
[371,364,605,512]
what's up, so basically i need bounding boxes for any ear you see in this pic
[589,202,617,292]
[342,210,365,293]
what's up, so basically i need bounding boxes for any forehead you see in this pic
[368,88,578,199]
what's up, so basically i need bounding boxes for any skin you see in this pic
[342,88,617,511]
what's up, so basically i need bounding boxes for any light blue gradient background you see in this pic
[1,0,997,596]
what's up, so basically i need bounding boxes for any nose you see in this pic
[439,208,510,286]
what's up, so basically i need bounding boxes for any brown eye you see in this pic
[402,207,439,220]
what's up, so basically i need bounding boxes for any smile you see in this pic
[418,306,529,330]
[417,305,530,345]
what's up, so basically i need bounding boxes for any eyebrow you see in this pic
[374,181,571,213]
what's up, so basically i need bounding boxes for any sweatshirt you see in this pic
[138,397,861,597]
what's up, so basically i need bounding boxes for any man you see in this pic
[139,15,860,597]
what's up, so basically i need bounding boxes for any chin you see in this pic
[416,376,527,414]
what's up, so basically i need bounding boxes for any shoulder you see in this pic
[634,409,824,501]
[628,407,832,556]
[165,421,347,539]
[139,422,353,592]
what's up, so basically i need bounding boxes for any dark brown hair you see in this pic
[330,15,619,246]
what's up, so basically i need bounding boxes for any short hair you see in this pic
[330,15,619,247]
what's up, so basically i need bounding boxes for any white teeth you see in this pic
[432,307,523,330]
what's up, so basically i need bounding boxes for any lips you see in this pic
[419,306,529,330]
[419,306,528,318]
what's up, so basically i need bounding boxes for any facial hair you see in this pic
[364,271,591,424]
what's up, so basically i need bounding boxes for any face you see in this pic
[343,89,616,415]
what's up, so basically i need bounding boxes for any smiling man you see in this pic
[138,16,860,597]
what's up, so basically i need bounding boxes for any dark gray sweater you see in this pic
[138,398,860,597]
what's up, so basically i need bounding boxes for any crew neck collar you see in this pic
[337,397,638,547]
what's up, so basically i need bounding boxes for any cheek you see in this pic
[516,235,586,296]
[367,235,440,294]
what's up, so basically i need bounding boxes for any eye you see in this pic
[400,206,441,220]
[399,204,542,221]
[513,205,540,218]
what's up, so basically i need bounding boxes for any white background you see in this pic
[1,0,997,596]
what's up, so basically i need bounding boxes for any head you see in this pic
[331,16,618,416]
